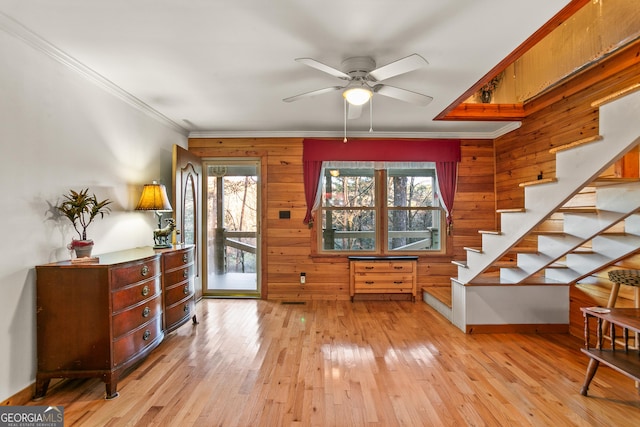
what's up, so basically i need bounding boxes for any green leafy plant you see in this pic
[57,188,112,241]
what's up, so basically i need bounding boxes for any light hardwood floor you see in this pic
[29,299,640,426]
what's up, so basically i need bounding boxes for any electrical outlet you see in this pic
[300,272,306,284]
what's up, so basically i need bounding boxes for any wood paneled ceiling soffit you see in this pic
[437,0,640,122]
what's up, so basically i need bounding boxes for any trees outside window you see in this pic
[319,166,444,254]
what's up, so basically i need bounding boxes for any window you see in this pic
[318,162,444,254]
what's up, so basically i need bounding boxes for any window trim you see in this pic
[315,168,447,256]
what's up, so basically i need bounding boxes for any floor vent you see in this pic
[281,301,306,305]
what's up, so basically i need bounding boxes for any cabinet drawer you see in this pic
[112,277,160,313]
[111,258,160,289]
[163,248,193,270]
[112,295,162,339]
[164,265,193,287]
[113,316,162,367]
[165,298,194,329]
[354,275,415,290]
[353,262,414,273]
[165,280,194,306]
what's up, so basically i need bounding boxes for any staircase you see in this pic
[425,88,640,333]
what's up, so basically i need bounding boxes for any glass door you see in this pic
[203,159,260,297]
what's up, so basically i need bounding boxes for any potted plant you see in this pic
[57,188,112,258]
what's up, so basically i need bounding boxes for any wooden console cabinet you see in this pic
[34,245,195,400]
[580,307,640,396]
[349,256,418,302]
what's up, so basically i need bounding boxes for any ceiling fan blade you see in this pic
[368,54,428,82]
[283,86,342,103]
[347,103,363,120]
[373,84,433,106]
[295,58,351,80]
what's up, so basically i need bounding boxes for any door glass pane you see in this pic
[184,174,195,245]
[206,162,260,296]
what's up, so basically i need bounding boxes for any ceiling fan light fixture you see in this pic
[286,54,432,110]
[342,85,372,106]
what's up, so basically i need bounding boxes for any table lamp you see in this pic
[135,181,174,248]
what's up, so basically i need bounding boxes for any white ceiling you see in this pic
[0,1,571,138]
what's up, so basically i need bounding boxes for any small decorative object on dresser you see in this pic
[56,188,112,258]
[154,217,176,248]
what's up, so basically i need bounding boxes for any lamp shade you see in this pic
[135,182,173,211]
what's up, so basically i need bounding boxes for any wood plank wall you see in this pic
[494,39,640,337]
[188,138,495,301]
[189,40,639,337]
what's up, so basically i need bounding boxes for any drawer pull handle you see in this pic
[141,265,150,276]
[183,270,189,279]
[142,330,151,341]
[183,304,190,313]
[141,285,150,296]
[394,281,403,284]
[393,266,403,270]
[182,254,189,263]
[142,306,151,318]
[364,266,374,270]
[183,285,190,295]
[365,281,375,285]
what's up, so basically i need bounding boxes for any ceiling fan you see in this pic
[283,54,433,119]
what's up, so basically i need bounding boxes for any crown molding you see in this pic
[0,12,188,136]
[189,122,521,140]
[0,12,522,142]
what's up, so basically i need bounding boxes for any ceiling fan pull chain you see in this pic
[343,98,348,143]
[369,97,373,133]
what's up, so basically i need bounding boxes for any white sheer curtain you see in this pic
[313,161,440,214]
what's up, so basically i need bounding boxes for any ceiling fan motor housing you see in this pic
[341,57,376,80]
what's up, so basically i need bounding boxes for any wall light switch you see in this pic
[279,210,291,219]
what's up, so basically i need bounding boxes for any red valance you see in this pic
[303,138,461,162]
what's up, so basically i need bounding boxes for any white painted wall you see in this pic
[465,286,569,325]
[0,29,187,401]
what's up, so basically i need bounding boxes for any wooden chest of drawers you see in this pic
[34,247,189,400]
[160,246,195,332]
[349,256,418,302]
